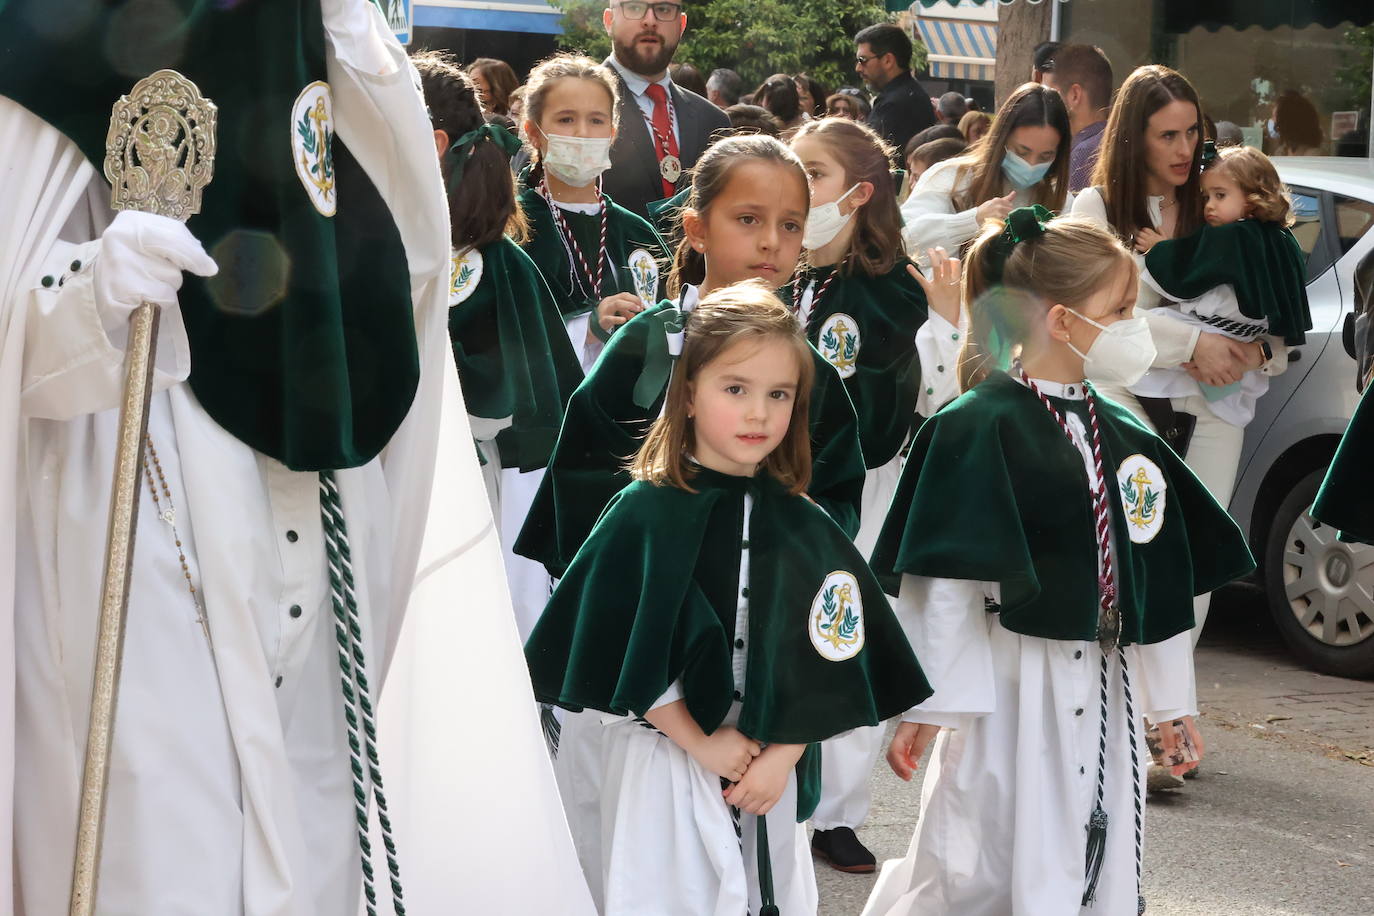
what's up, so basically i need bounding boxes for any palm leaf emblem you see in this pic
[1122,466,1160,529]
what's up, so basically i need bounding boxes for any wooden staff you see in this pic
[68,69,217,916]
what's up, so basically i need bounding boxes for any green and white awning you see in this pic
[917,16,997,82]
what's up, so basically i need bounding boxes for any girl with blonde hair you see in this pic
[864,209,1253,915]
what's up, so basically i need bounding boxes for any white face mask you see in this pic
[539,127,613,188]
[1065,311,1157,388]
[803,184,860,251]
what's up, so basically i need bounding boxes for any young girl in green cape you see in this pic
[413,52,582,524]
[502,53,670,638]
[786,116,953,874]
[517,53,669,373]
[513,134,867,579]
[525,283,930,915]
[863,210,1254,916]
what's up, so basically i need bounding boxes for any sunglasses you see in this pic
[616,1,682,21]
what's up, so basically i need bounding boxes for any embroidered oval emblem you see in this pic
[818,312,860,378]
[809,570,865,662]
[627,247,659,304]
[450,248,483,306]
[292,81,336,217]
[1117,454,1167,544]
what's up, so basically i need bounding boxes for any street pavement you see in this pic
[816,584,1374,915]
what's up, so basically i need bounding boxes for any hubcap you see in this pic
[1283,511,1374,648]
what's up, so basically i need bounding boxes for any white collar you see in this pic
[553,199,602,216]
[608,54,672,99]
[1014,371,1087,401]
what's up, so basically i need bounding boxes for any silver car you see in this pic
[1229,156,1374,678]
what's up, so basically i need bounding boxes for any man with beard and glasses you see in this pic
[600,1,728,218]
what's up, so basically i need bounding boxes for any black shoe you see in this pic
[811,827,877,874]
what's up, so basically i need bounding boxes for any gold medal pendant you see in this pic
[659,154,681,184]
[1097,604,1121,654]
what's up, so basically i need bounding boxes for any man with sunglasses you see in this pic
[601,1,727,218]
[854,22,935,163]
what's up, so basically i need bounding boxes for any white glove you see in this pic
[92,210,218,320]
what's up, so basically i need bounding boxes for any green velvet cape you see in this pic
[646,186,690,246]
[0,0,418,470]
[524,466,930,743]
[519,187,669,319]
[798,259,928,467]
[870,372,1255,644]
[1143,219,1312,345]
[450,239,584,471]
[513,299,868,577]
[1312,384,1374,544]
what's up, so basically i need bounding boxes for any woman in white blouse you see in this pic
[1071,66,1261,651]
[900,83,1071,259]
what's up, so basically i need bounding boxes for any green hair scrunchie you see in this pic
[983,204,1056,285]
[1003,204,1055,244]
[444,121,524,192]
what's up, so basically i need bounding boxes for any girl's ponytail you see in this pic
[669,236,707,296]
[957,209,1135,392]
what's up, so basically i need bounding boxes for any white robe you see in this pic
[863,378,1196,916]
[555,492,818,915]
[2,3,592,913]
[813,302,966,834]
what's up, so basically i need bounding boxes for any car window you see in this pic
[1334,194,1374,256]
[1286,187,1333,282]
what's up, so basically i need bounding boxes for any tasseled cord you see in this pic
[756,816,779,916]
[1082,804,1109,905]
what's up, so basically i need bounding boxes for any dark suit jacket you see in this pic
[603,59,730,219]
[866,70,936,160]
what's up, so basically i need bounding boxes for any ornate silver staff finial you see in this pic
[104,68,217,220]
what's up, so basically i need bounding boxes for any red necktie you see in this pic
[645,83,680,199]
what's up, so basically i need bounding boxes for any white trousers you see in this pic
[1097,388,1245,645]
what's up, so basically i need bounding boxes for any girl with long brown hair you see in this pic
[865,209,1253,916]
[525,282,930,916]
[900,83,1070,258]
[515,134,867,580]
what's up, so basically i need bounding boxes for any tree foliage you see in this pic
[551,1,920,91]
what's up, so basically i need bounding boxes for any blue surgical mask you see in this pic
[1001,149,1053,190]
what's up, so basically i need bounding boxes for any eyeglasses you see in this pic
[616,1,683,21]
[855,54,880,66]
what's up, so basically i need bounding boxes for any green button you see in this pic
[951,332,960,341]
[70,260,82,272]
[926,387,934,395]
[41,275,53,288]
[741,587,749,599]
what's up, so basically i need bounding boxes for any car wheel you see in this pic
[1264,467,1374,679]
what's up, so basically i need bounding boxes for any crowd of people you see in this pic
[1,0,1366,914]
